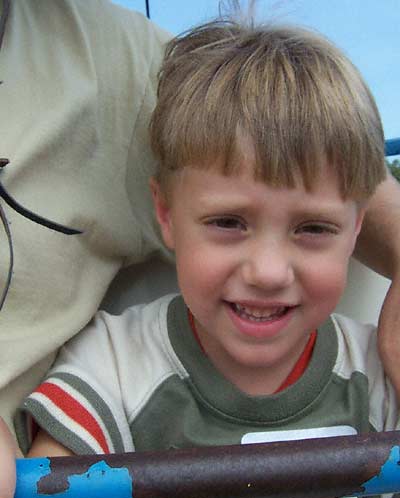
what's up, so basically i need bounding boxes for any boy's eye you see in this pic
[297,223,337,235]
[207,217,246,230]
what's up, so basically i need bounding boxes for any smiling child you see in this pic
[14,18,395,458]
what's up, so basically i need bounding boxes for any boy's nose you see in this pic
[241,242,295,290]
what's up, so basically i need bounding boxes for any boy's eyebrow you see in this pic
[193,195,254,213]
[290,207,352,222]
[195,194,353,220]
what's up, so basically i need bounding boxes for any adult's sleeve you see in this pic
[0,0,172,432]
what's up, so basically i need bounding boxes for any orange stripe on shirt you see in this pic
[35,382,110,453]
[275,331,317,393]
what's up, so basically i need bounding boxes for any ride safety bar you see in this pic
[15,430,400,498]
[386,137,400,156]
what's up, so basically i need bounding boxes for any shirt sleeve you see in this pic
[364,325,400,432]
[15,311,135,456]
[332,314,400,432]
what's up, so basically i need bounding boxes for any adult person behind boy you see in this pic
[0,0,174,434]
[1,0,400,449]
[8,19,399,462]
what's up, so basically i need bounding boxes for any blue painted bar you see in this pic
[362,445,400,495]
[385,137,400,157]
[13,431,400,498]
[15,458,134,498]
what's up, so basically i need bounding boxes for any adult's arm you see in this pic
[355,172,400,279]
[0,417,16,498]
[0,0,172,433]
[354,172,400,398]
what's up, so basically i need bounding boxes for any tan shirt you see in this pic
[0,0,172,432]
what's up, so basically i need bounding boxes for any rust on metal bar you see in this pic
[15,430,400,498]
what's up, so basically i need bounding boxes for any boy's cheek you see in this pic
[176,248,231,294]
[305,262,349,306]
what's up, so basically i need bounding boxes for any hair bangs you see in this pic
[150,21,386,198]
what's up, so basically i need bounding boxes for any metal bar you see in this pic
[145,0,150,19]
[15,431,400,498]
[385,138,400,157]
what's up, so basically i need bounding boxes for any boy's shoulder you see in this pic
[99,293,177,324]
[331,312,376,344]
[54,294,180,375]
[330,313,399,432]
[47,294,185,429]
[329,312,382,385]
[89,293,179,345]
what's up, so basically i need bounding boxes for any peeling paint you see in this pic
[14,432,400,498]
[15,457,51,498]
[15,459,133,498]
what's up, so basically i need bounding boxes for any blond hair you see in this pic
[150,19,386,199]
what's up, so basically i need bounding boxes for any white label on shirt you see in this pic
[241,425,357,444]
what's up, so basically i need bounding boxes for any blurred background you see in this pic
[113,0,399,150]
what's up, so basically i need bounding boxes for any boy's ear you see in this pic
[150,178,175,250]
[350,204,367,252]
[355,204,367,237]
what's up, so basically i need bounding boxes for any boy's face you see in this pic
[151,160,365,395]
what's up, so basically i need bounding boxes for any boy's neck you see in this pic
[188,310,316,396]
[207,338,313,396]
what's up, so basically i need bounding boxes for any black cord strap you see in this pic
[0,176,82,236]
[0,0,10,52]
[0,0,82,309]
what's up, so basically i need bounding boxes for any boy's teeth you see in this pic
[233,303,287,322]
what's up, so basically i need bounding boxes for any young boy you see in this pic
[13,18,396,459]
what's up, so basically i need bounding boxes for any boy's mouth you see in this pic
[230,302,291,322]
